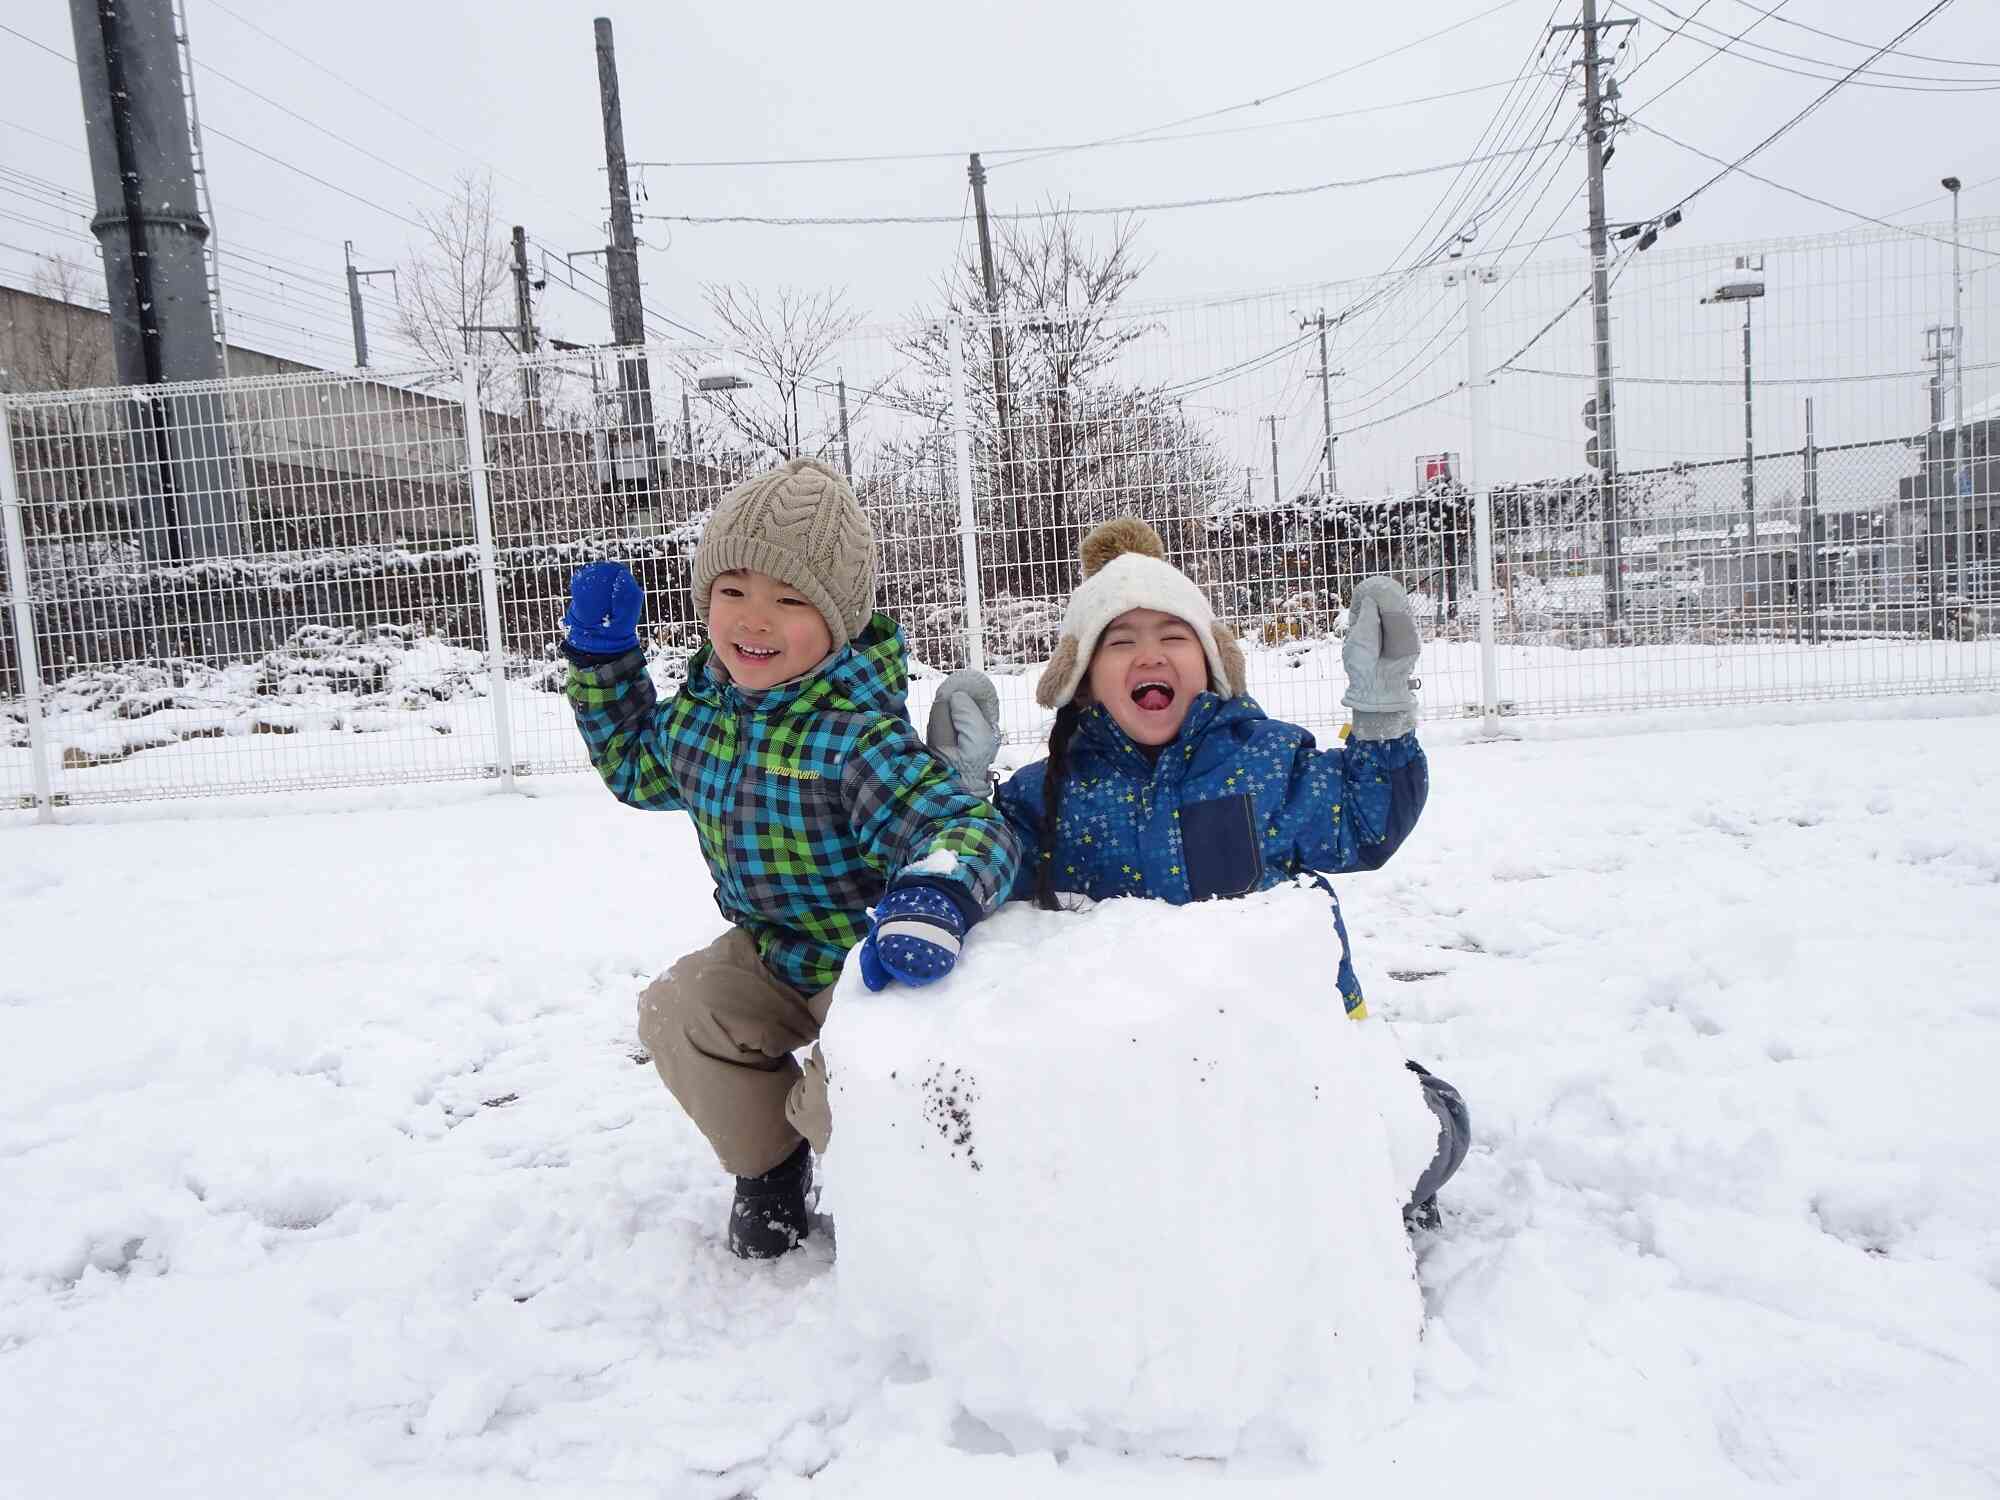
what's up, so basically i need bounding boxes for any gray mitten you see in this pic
[1342,576,1421,739]
[925,669,1002,790]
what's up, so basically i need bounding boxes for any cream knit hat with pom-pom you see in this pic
[1035,517,1246,710]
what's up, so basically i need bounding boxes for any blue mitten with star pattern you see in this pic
[857,883,967,992]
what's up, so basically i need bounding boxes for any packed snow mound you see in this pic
[821,884,1440,1461]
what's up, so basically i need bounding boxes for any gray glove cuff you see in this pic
[1349,710,1416,741]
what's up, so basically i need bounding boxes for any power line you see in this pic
[0,21,425,248]
[998,0,1534,170]
[1624,0,2000,89]
[1882,171,2000,222]
[191,58,459,200]
[0,20,69,64]
[1653,0,1967,221]
[202,125,428,231]
[636,138,1570,227]
[1624,0,1794,113]
[198,0,610,248]
[1627,119,2000,255]
[0,117,82,154]
[1617,0,1721,83]
[633,80,1526,170]
[1308,6,1572,410]
[1720,0,1999,69]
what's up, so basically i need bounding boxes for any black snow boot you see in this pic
[728,1138,812,1260]
[1403,1060,1470,1234]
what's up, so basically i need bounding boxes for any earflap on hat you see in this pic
[1034,517,1244,709]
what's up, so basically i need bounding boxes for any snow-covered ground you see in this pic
[6,626,1998,808]
[4,713,1999,1497]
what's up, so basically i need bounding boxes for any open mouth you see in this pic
[734,643,781,664]
[1130,680,1175,712]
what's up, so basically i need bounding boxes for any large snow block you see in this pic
[823,885,1436,1459]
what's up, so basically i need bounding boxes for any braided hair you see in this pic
[1033,701,1084,912]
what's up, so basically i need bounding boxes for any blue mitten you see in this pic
[858,883,968,992]
[563,561,643,655]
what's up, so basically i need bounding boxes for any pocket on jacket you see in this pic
[1181,792,1263,901]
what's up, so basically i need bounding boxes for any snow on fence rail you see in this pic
[4,219,1998,813]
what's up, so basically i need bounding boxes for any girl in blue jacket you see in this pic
[929,517,1469,1225]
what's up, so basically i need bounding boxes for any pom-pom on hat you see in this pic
[1035,517,1246,709]
[692,457,877,644]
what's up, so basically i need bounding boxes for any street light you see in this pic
[1702,267,1767,555]
[1944,175,1966,604]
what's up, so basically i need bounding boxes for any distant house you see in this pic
[2,282,739,551]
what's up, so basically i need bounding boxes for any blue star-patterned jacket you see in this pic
[993,694,1427,1017]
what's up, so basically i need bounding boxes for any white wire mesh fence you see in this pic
[4,216,1997,812]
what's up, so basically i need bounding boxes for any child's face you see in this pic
[1085,608,1209,747]
[707,569,836,690]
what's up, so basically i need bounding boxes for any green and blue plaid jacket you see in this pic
[566,613,1022,994]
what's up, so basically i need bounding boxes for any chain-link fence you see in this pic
[5,216,1998,812]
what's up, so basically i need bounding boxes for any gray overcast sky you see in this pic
[3,0,1998,489]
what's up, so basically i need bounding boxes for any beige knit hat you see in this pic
[691,457,877,644]
[1035,517,1247,709]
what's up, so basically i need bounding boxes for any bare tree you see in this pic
[2,253,113,394]
[396,171,514,400]
[895,206,1220,601]
[673,284,865,461]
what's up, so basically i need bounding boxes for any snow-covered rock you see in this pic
[822,885,1439,1460]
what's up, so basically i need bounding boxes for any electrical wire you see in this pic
[997,0,1534,170]
[1622,0,2000,85]
[1623,0,1793,114]
[1616,0,2000,91]
[1652,0,1966,221]
[1721,0,1999,70]
[0,20,68,63]
[1306,6,1573,412]
[191,58,460,200]
[1616,0,1720,84]
[634,80,1528,170]
[1627,118,1999,255]
[636,138,1572,227]
[0,21,432,242]
[201,125,428,232]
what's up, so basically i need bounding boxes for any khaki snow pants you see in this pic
[637,927,835,1179]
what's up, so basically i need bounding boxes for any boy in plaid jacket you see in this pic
[561,458,1022,1259]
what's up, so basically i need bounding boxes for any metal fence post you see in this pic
[0,404,55,821]
[1458,266,1501,732]
[462,357,517,792]
[947,320,987,672]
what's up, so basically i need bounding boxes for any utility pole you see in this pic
[1268,415,1282,507]
[595,16,656,494]
[1740,301,1756,550]
[1926,323,1953,638]
[681,389,694,460]
[1802,397,1820,645]
[70,0,241,565]
[1298,309,1344,498]
[342,242,395,370]
[1552,0,1636,639]
[1946,175,1966,601]
[837,370,854,480]
[510,225,541,427]
[967,153,1013,491]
